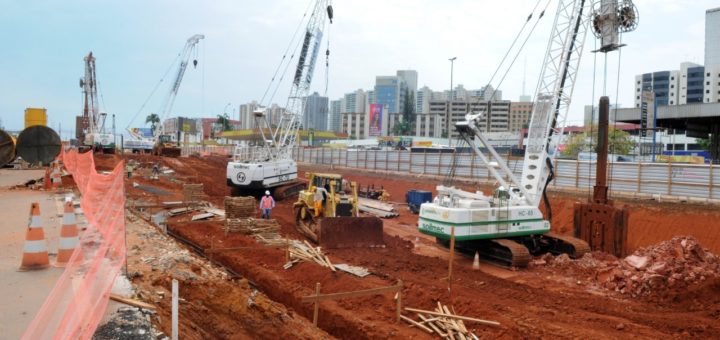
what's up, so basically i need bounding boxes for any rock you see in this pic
[624,255,650,270]
[616,323,625,330]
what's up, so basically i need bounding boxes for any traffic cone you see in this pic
[19,203,49,271]
[472,251,480,270]
[55,202,80,267]
[50,163,62,189]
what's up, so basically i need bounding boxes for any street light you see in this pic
[448,57,457,146]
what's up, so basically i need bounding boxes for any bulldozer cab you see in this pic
[307,173,343,194]
[294,172,383,249]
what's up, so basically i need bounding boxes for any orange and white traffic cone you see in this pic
[50,163,62,189]
[19,202,49,271]
[472,251,480,270]
[55,201,80,267]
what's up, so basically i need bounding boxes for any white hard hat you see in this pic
[265,190,270,195]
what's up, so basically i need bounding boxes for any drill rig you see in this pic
[78,52,115,153]
[418,0,638,267]
[226,0,333,199]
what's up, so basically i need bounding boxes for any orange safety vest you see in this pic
[260,196,275,209]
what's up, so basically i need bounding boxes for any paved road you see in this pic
[0,169,66,338]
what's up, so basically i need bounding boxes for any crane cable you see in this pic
[260,0,316,107]
[488,0,553,103]
[481,0,546,104]
[609,41,624,198]
[126,52,182,130]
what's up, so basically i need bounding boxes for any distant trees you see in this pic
[562,125,636,158]
[392,88,415,136]
[145,113,160,135]
[216,114,231,131]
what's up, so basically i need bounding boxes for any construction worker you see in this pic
[151,162,160,179]
[313,185,328,217]
[126,161,134,179]
[259,190,275,219]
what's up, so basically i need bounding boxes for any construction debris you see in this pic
[285,240,336,271]
[225,218,281,235]
[224,196,256,218]
[333,263,371,277]
[358,197,398,218]
[402,303,499,338]
[540,236,720,298]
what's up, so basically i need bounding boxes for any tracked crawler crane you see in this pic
[226,1,333,199]
[418,0,638,267]
[79,52,115,153]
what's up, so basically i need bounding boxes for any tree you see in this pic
[145,113,160,135]
[393,88,415,136]
[562,125,636,158]
[216,114,231,131]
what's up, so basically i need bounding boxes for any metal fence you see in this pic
[181,145,234,157]
[293,148,720,200]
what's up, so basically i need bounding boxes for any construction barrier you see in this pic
[23,147,126,339]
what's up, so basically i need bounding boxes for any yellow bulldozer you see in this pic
[293,172,383,248]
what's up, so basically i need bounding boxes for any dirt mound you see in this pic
[543,236,720,299]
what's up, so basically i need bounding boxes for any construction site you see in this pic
[3,0,720,339]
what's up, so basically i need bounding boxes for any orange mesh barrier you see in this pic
[23,148,126,339]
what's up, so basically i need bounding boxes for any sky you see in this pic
[0,0,715,138]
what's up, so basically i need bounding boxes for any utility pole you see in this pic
[448,57,457,147]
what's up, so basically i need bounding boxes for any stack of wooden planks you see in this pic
[402,303,500,339]
[182,184,204,202]
[284,240,336,271]
[225,218,280,235]
[224,196,256,218]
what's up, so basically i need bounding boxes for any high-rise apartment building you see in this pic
[706,7,720,67]
[329,99,342,132]
[342,89,366,114]
[303,92,328,131]
[427,99,511,139]
[239,101,260,128]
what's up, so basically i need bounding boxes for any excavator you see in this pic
[293,172,383,248]
[418,0,638,267]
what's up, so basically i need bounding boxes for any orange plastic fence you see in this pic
[23,148,126,340]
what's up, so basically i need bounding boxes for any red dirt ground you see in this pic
[122,155,720,339]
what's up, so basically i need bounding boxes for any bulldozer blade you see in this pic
[319,217,384,249]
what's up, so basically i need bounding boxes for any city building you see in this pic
[341,112,367,139]
[239,101,261,128]
[342,89,366,113]
[427,99,511,139]
[396,70,418,99]
[303,92,329,131]
[329,99,342,132]
[416,86,432,114]
[413,113,444,138]
[374,76,406,114]
[634,70,680,107]
[509,101,532,132]
[706,7,720,67]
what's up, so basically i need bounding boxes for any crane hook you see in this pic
[193,59,198,68]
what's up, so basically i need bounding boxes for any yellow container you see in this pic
[24,107,47,128]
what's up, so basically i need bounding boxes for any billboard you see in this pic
[640,91,655,138]
[368,104,383,136]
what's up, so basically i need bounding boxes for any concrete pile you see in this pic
[224,196,256,218]
[541,236,720,297]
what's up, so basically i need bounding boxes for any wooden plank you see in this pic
[400,315,434,334]
[301,284,402,303]
[404,307,500,327]
[418,314,446,337]
[109,294,156,310]
[313,283,321,326]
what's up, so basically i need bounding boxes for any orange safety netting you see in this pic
[23,148,126,340]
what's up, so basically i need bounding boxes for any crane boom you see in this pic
[158,34,204,135]
[81,52,99,134]
[418,0,638,268]
[227,0,333,197]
